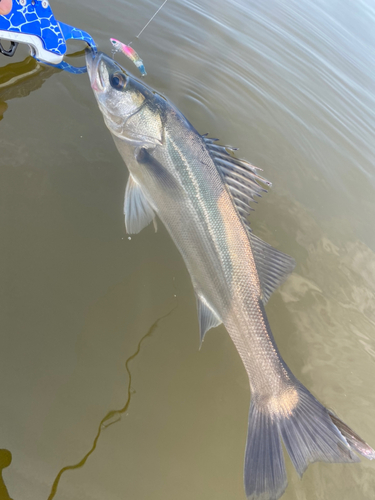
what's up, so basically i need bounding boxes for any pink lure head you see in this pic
[110,38,122,51]
[109,37,147,76]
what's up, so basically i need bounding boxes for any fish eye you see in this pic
[110,72,127,90]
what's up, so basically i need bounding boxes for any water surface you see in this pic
[1,0,375,499]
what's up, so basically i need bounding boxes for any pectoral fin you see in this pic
[196,295,222,346]
[124,175,155,234]
[135,147,179,193]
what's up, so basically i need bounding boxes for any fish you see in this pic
[85,50,375,500]
[110,38,147,76]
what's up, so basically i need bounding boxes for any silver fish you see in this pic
[86,50,375,500]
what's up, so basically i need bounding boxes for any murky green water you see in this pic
[1,0,375,499]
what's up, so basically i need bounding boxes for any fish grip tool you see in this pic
[0,0,96,73]
[0,40,18,56]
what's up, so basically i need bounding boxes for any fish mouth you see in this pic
[85,49,104,92]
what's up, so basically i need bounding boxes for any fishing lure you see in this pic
[110,38,147,76]
[109,0,168,77]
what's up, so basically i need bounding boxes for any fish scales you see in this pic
[115,83,295,395]
[86,50,375,500]
[125,105,283,391]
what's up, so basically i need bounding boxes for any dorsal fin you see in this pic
[203,136,294,302]
[249,233,295,303]
[203,136,271,231]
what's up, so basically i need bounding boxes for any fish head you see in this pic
[86,50,163,146]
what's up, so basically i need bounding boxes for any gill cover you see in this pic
[86,50,162,145]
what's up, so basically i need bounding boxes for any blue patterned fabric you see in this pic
[0,0,96,72]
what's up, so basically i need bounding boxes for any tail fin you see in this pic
[244,382,375,500]
[244,398,287,500]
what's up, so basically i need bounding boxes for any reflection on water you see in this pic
[0,101,6,120]
[0,450,13,500]
[0,0,375,499]
[47,304,176,500]
[0,56,59,121]
[0,50,85,120]
[262,195,375,499]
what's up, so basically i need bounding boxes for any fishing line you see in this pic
[111,0,168,57]
[129,0,168,45]
[110,0,168,75]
